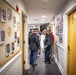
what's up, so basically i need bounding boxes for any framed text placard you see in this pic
[0,0,20,67]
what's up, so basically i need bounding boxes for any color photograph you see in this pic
[13,16,16,26]
[11,42,15,54]
[59,34,63,43]
[0,9,6,22]
[7,8,12,20]
[59,25,63,33]
[15,32,17,39]
[17,37,20,46]
[0,31,5,44]
[17,22,19,30]
[5,44,10,57]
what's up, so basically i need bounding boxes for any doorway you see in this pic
[68,10,76,75]
[22,11,29,71]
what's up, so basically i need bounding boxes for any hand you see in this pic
[44,45,47,48]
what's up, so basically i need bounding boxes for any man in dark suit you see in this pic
[43,29,52,64]
[29,28,40,66]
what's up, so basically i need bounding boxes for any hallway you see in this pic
[23,50,62,75]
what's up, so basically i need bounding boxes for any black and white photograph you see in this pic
[11,42,15,54]
[0,31,5,44]
[5,44,10,57]
[59,34,63,43]
[0,9,6,22]
[7,8,12,20]
[13,16,16,26]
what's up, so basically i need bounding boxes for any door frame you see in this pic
[64,4,76,75]
[21,10,29,71]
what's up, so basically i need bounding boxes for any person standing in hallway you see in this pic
[47,28,54,61]
[43,29,52,64]
[29,28,40,66]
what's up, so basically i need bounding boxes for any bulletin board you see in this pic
[55,15,63,46]
[0,0,20,67]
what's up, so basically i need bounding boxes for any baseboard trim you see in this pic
[0,51,21,75]
[53,55,64,75]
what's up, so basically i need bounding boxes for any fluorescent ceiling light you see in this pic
[42,16,46,18]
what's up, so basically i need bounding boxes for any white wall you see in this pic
[53,1,76,75]
[3,53,22,75]
[6,0,28,14]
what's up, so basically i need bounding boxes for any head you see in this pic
[47,28,52,34]
[42,29,47,35]
[33,28,38,35]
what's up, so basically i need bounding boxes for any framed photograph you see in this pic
[59,15,63,24]
[11,42,15,54]
[5,44,10,57]
[13,16,16,26]
[17,37,20,46]
[0,31,5,44]
[59,25,63,33]
[17,22,19,30]
[7,8,12,20]
[15,32,17,39]
[0,9,6,22]
[56,26,59,36]
[59,34,63,43]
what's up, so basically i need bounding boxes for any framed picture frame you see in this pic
[59,25,63,33]
[17,22,19,30]
[7,8,12,20]
[11,42,15,54]
[56,26,59,36]
[0,9,6,22]
[15,32,17,39]
[17,37,19,46]
[59,34,63,43]
[5,44,10,57]
[13,16,16,26]
[0,31,5,44]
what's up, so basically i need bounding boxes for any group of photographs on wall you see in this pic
[56,15,63,43]
[0,8,20,57]
[5,42,14,57]
[0,8,20,29]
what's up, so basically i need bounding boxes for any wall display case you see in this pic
[0,0,20,67]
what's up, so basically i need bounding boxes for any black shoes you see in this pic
[31,64,38,66]
[43,61,51,64]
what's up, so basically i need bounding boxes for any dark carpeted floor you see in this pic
[23,50,62,75]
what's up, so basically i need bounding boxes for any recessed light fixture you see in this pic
[42,16,46,18]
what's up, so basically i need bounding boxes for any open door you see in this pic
[68,10,76,75]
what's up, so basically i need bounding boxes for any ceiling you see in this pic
[24,0,66,25]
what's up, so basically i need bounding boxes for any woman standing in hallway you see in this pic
[29,28,40,66]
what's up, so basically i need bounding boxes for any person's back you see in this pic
[29,33,38,50]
